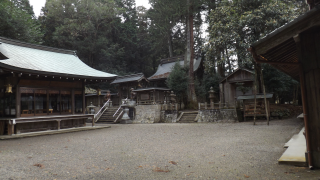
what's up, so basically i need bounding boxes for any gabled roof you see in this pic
[250,5,320,80]
[110,73,147,84]
[0,37,117,79]
[237,93,273,100]
[220,68,254,83]
[132,87,170,92]
[148,55,202,81]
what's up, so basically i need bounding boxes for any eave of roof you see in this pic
[250,5,320,80]
[148,56,202,81]
[251,5,320,55]
[132,87,170,92]
[220,68,254,83]
[111,73,147,84]
[0,37,117,80]
[237,93,273,100]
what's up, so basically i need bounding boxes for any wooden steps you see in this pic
[178,111,198,123]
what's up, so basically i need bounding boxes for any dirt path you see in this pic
[1,118,319,179]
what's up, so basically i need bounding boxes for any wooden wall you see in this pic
[299,27,320,167]
[220,69,254,107]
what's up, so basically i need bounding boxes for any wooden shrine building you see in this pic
[132,87,170,105]
[148,55,203,87]
[220,68,255,107]
[110,73,148,104]
[249,3,320,168]
[0,37,117,135]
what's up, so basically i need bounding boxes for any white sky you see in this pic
[29,0,151,17]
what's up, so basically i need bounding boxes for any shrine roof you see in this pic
[0,37,117,79]
[148,55,202,81]
[111,73,147,84]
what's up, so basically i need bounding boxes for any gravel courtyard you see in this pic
[1,118,320,180]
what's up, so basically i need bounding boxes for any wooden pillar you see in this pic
[47,89,49,115]
[57,120,61,130]
[297,29,320,168]
[8,121,14,135]
[71,89,75,114]
[153,90,155,104]
[82,80,85,114]
[15,85,20,118]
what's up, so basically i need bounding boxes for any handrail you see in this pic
[113,98,127,117]
[94,99,110,122]
[114,110,124,123]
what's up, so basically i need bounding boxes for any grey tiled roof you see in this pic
[132,87,170,92]
[111,73,147,84]
[148,56,202,80]
[0,37,117,79]
[237,93,273,100]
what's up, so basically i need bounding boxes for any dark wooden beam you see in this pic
[252,6,320,55]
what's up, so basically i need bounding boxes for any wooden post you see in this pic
[253,85,257,125]
[205,102,207,110]
[82,80,85,114]
[92,116,95,127]
[72,89,75,115]
[263,85,269,125]
[8,121,14,135]
[16,85,20,118]
[47,89,49,115]
[57,120,61,130]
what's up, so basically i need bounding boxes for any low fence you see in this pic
[198,102,235,110]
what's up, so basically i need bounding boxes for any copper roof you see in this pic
[0,37,117,79]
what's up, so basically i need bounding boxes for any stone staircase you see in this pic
[178,111,198,123]
[96,107,122,123]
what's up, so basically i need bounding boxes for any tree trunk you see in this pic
[187,0,197,103]
[168,30,173,57]
[254,62,263,93]
[185,15,190,67]
[225,48,232,73]
[217,47,225,77]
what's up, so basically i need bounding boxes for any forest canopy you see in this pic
[0,0,308,102]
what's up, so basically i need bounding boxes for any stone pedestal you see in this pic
[121,106,132,124]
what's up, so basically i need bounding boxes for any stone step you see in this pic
[96,107,122,123]
[178,112,198,123]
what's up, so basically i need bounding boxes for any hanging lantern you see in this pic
[5,84,13,93]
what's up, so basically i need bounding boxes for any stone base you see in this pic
[120,120,133,124]
[197,109,237,123]
[160,110,178,123]
[134,105,161,123]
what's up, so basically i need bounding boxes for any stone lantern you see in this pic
[208,87,215,109]
[169,91,176,103]
[87,102,96,114]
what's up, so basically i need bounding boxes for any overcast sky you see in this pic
[29,0,151,17]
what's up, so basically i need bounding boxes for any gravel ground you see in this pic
[1,118,320,180]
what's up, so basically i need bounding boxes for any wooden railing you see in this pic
[94,99,110,122]
[198,102,231,110]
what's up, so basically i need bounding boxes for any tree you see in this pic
[262,64,299,104]
[0,0,43,43]
[166,62,189,105]
[205,0,307,93]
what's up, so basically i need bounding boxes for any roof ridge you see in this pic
[0,36,76,55]
[116,73,144,79]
